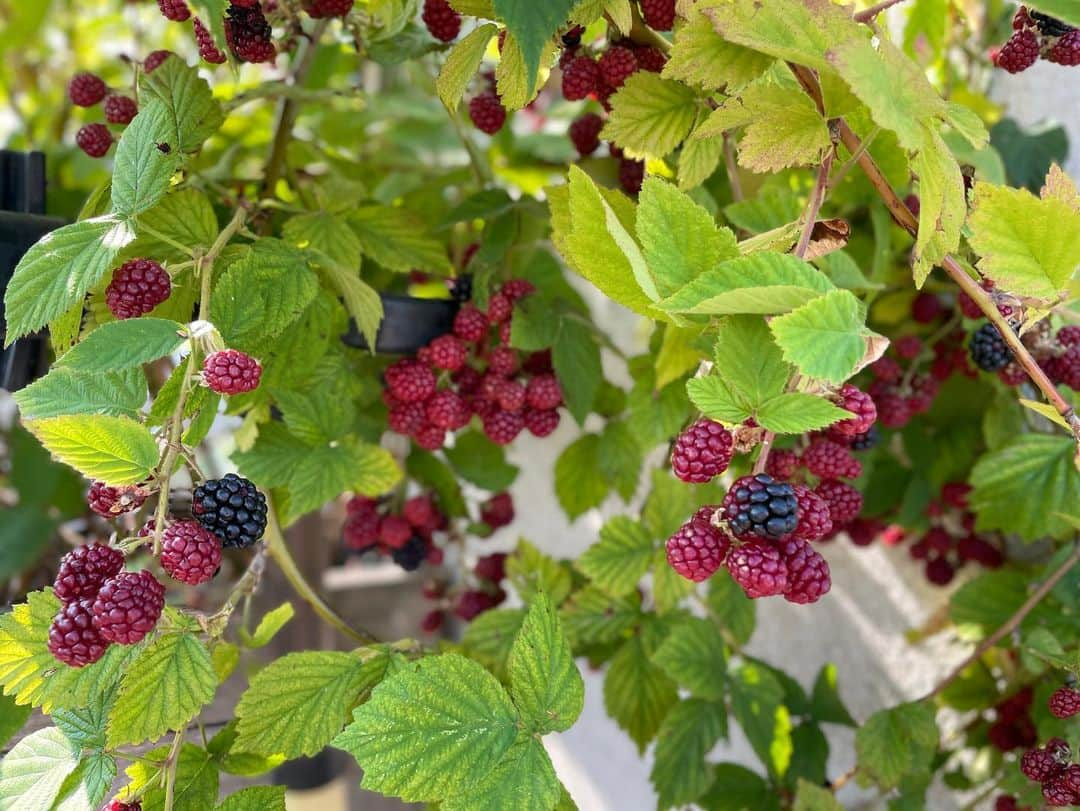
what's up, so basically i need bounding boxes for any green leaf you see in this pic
[508,540,573,606]
[57,318,185,373]
[52,750,115,811]
[756,393,850,435]
[602,72,702,159]
[324,263,385,350]
[678,121,726,190]
[24,415,158,485]
[560,586,640,647]
[463,608,527,678]
[271,385,355,445]
[910,127,966,286]
[651,699,727,809]
[37,643,142,716]
[0,727,79,811]
[111,100,182,218]
[553,317,602,425]
[494,32,557,110]
[786,723,829,790]
[687,376,753,424]
[210,241,320,351]
[712,315,791,407]
[652,547,697,615]
[855,701,938,790]
[235,650,374,759]
[969,434,1080,541]
[442,734,560,811]
[729,662,792,779]
[130,188,218,262]
[333,654,519,803]
[106,632,216,747]
[285,212,363,268]
[706,574,756,646]
[348,206,452,274]
[3,216,136,345]
[437,24,498,110]
[577,517,655,597]
[554,434,609,520]
[652,616,727,701]
[637,178,740,298]
[694,81,830,173]
[444,430,519,491]
[810,663,855,727]
[769,289,876,384]
[699,762,778,811]
[597,420,643,501]
[0,694,30,750]
[139,55,224,154]
[949,570,1029,638]
[14,367,146,421]
[492,0,575,97]
[990,118,1068,192]
[604,634,678,753]
[216,786,287,811]
[406,450,467,518]
[239,603,294,649]
[967,180,1080,301]
[125,743,218,811]
[793,779,843,811]
[509,593,583,733]
[662,4,773,92]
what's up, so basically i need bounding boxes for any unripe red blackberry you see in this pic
[474,552,508,582]
[765,449,799,480]
[76,123,113,158]
[487,292,513,323]
[1049,686,1080,718]
[422,0,461,42]
[562,55,600,101]
[640,0,676,30]
[494,379,525,412]
[302,0,354,17]
[802,438,862,480]
[778,537,831,604]
[996,29,1040,73]
[480,491,514,528]
[502,279,535,301]
[144,50,173,73]
[525,374,563,410]
[344,508,379,551]
[194,17,228,64]
[487,346,519,376]
[911,292,943,323]
[378,515,413,550]
[453,305,489,343]
[386,358,437,403]
[54,542,125,603]
[225,2,276,64]
[426,334,467,371]
[203,349,262,395]
[483,409,524,445]
[92,570,166,645]
[721,474,799,541]
[634,46,667,73]
[403,495,442,531]
[158,0,191,21]
[791,484,833,542]
[992,797,1019,811]
[599,46,639,89]
[415,423,447,450]
[671,419,734,483]
[569,113,604,156]
[69,73,107,107]
[104,95,138,125]
[665,518,730,582]
[426,390,471,429]
[87,481,149,517]
[524,407,560,437]
[924,555,955,585]
[815,479,863,526]
[1043,770,1080,808]
[469,91,507,135]
[831,384,877,436]
[160,520,223,585]
[619,157,645,195]
[49,599,111,667]
[726,541,788,599]
[421,609,445,633]
[105,800,142,811]
[105,258,171,319]
[1021,738,1071,782]
[454,589,501,620]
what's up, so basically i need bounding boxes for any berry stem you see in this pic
[263,502,382,645]
[921,539,1080,702]
[789,63,1080,445]
[853,0,910,23]
[722,132,743,202]
[162,728,184,811]
[446,102,493,187]
[204,545,268,636]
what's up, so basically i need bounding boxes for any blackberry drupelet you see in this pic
[192,473,268,548]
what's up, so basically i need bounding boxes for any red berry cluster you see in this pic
[105,258,172,320]
[900,482,1004,585]
[995,7,1080,73]
[558,28,668,194]
[48,543,165,667]
[422,0,462,42]
[1019,735,1079,807]
[989,688,1038,753]
[468,74,508,136]
[342,493,447,571]
[383,279,563,449]
[202,349,263,396]
[69,71,141,158]
[224,2,276,63]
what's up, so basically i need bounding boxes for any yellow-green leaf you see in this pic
[24,415,159,485]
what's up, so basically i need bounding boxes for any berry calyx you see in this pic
[726,541,788,599]
[671,419,734,484]
[721,474,799,541]
[92,570,166,645]
[192,473,268,549]
[76,123,113,158]
[48,598,111,667]
[1049,685,1080,718]
[665,518,731,582]
[69,73,107,107]
[54,543,126,603]
[160,520,223,585]
[203,349,262,395]
[105,258,171,319]
[87,481,149,517]
[104,95,138,125]
[422,0,461,42]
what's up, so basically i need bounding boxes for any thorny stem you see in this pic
[202,545,268,636]
[789,63,1080,445]
[263,501,381,645]
[853,0,911,23]
[162,728,184,811]
[921,540,1080,702]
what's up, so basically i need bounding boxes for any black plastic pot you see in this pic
[0,151,64,393]
[342,292,461,355]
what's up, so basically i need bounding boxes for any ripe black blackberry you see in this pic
[192,473,268,548]
[561,26,584,47]
[721,474,799,542]
[849,425,880,451]
[1029,10,1074,38]
[970,323,1013,372]
[225,2,276,63]
[391,536,427,571]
